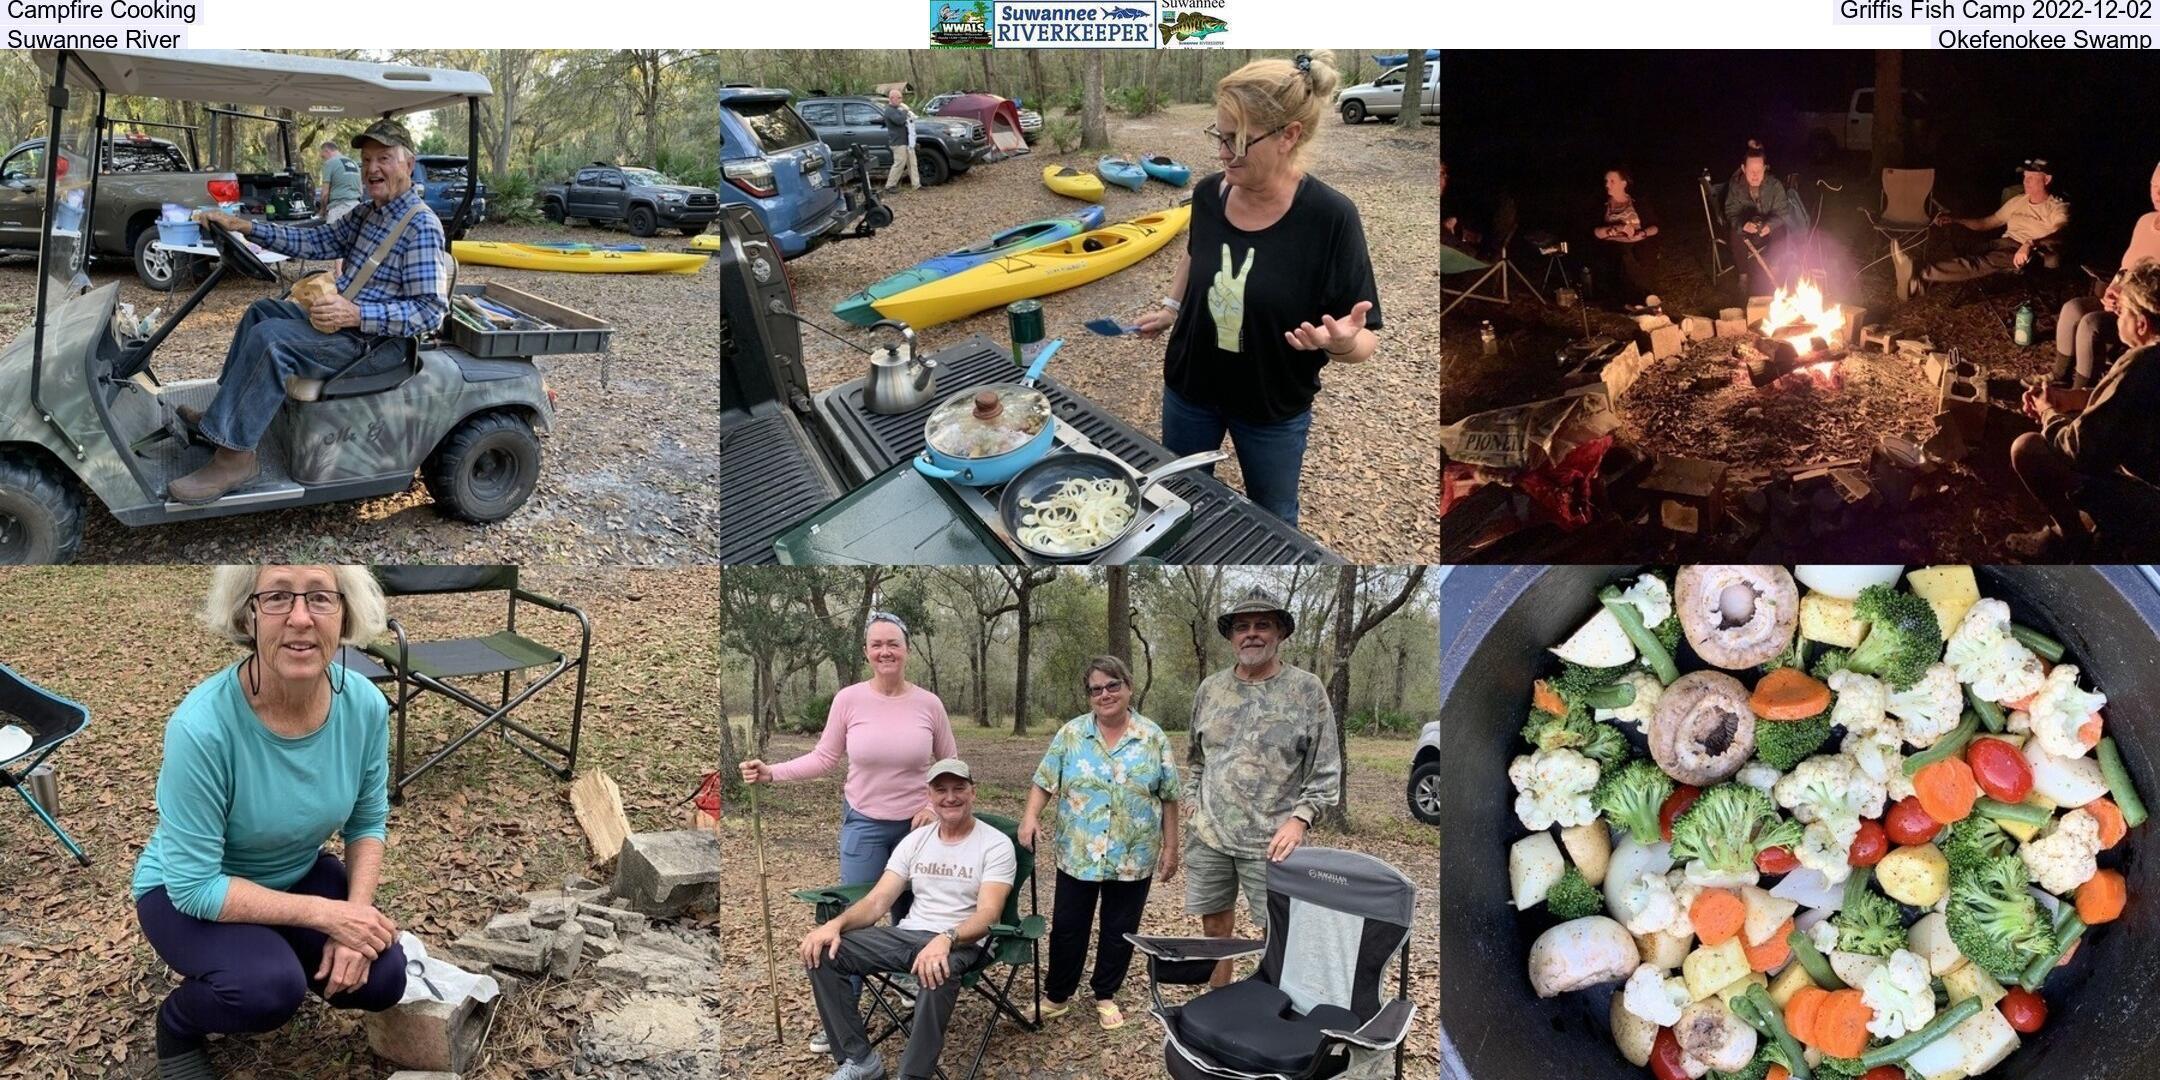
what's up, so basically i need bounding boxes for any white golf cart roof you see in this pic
[34,50,492,117]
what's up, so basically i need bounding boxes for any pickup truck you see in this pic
[1794,87,1932,158]
[539,164,719,237]
[795,95,994,187]
[412,154,488,238]
[1335,61,1439,124]
[720,204,1338,566]
[0,126,310,290]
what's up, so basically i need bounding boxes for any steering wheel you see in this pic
[201,218,277,282]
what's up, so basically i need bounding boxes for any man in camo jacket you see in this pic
[1185,586,1342,986]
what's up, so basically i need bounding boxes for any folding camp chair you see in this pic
[1700,169,1805,289]
[1442,227,1546,317]
[1128,847,1418,1080]
[335,566,590,803]
[1857,167,1939,274]
[0,661,91,866]
[790,812,1046,1080]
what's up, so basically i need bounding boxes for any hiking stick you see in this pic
[749,780,783,1042]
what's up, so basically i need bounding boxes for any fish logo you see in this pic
[1158,10,1227,43]
[1103,5,1149,16]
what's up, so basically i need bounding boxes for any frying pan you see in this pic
[1439,565,2160,1080]
[996,448,1227,561]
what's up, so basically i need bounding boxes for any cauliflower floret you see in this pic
[2027,663,2106,760]
[1829,670,1903,783]
[1795,821,1854,884]
[1945,598,2046,704]
[1615,869,1680,935]
[1735,760,1784,794]
[1775,754,1888,885]
[1595,669,1664,734]
[1666,870,1702,938]
[1622,963,1690,1026]
[1861,949,1937,1039]
[1806,918,1840,954]
[2008,708,2032,734]
[1887,662,1964,749]
[1509,747,1600,831]
[1619,573,1674,629]
[2022,808,2104,895]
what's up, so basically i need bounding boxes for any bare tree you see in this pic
[1174,566,1225,681]
[1081,51,1108,149]
[1872,50,1905,174]
[937,568,1020,726]
[1397,49,1426,127]
[1106,566,1131,664]
[999,567,1059,735]
[1318,566,1430,830]
[1132,617,1156,714]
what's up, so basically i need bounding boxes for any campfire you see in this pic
[1747,277,1852,389]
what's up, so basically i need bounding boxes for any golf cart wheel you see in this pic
[1340,99,1367,125]
[627,206,658,238]
[542,199,566,224]
[424,411,541,523]
[1408,760,1442,826]
[917,148,951,187]
[133,226,192,292]
[0,451,85,565]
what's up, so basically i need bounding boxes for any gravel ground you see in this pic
[782,104,1439,563]
[0,221,716,564]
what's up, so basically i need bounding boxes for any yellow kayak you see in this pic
[1042,164,1105,203]
[688,234,722,252]
[451,241,705,275]
[873,205,1190,329]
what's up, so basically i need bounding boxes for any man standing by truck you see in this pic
[318,141,363,222]
[881,88,920,193]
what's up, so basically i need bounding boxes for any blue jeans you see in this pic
[199,299,406,452]
[1159,383,1313,526]
[840,802,915,997]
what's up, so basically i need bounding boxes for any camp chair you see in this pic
[1442,228,1545,317]
[1128,847,1418,1080]
[1699,169,1804,287]
[790,812,1046,1080]
[0,662,91,866]
[1857,167,1939,274]
[335,566,590,803]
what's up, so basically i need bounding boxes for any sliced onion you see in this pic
[1017,477,1134,553]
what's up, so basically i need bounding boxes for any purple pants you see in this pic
[136,852,407,1040]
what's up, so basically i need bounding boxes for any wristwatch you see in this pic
[942,928,960,948]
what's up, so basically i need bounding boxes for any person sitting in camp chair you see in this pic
[1440,158,1482,254]
[172,118,449,505]
[1723,140,1808,294]
[1916,158,2069,295]
[801,758,1017,1080]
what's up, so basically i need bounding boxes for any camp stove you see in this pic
[956,418,1194,564]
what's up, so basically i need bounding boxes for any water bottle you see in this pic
[2014,302,2035,348]
[1480,321,1498,356]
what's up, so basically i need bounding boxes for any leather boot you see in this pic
[168,448,259,504]
[175,403,205,426]
[2048,352,2075,388]
[2073,371,2095,391]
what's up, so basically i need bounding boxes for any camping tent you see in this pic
[934,92,1027,154]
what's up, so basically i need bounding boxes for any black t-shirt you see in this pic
[1163,172,1382,424]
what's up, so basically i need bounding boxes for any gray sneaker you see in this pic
[824,1055,886,1080]
[809,1028,831,1055]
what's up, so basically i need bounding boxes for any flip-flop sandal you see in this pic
[1095,999,1126,1030]
[1038,998,1075,1021]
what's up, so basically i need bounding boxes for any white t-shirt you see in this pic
[886,817,1016,935]
[1992,194,2069,245]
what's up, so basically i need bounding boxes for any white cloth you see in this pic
[395,931,501,1006]
[886,817,1016,934]
[0,725,29,762]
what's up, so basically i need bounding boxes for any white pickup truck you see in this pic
[1797,86,1931,157]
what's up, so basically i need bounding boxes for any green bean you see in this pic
[1904,713,1980,775]
[1734,986,1812,1080]
[1973,798,2053,827]
[1786,927,1845,990]
[2099,736,2148,828]
[1598,585,1677,685]
[2022,908,2087,989]
[1966,686,2007,733]
[1858,997,1983,1068]
[2010,623,2066,662]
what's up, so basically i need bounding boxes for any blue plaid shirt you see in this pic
[250,187,449,338]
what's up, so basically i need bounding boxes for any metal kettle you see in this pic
[865,320,937,414]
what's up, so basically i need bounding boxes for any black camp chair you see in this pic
[1128,847,1418,1080]
[335,566,590,803]
[0,661,91,866]
[790,812,1046,1080]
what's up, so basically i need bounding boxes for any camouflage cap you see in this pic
[1217,586,1294,639]
[352,118,416,153]
[927,757,974,784]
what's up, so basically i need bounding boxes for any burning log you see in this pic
[1746,337,1839,388]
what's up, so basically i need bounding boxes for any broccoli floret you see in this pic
[1945,854,2058,982]
[1709,1054,1774,1080]
[1810,648,1852,681]
[1758,635,1810,676]
[1941,816,2015,875]
[1754,713,1835,772]
[1835,884,1906,957]
[1669,783,1804,879]
[1812,1058,1873,1080]
[1594,758,1674,845]
[1845,585,1944,691]
[1551,662,1639,713]
[1522,709,1630,772]
[1544,866,1604,919]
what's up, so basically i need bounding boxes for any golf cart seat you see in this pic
[284,338,422,402]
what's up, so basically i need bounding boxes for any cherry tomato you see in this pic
[1659,785,1702,842]
[1967,737,2035,804]
[1863,1067,1905,1080]
[1885,795,1944,846]
[1649,1027,1690,1080]
[1847,818,1888,867]
[1756,845,1800,874]
[1999,987,2048,1033]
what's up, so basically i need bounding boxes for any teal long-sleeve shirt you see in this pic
[131,663,392,921]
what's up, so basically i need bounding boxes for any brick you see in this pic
[613,831,720,918]
[1680,315,1714,341]
[482,912,536,943]
[1647,324,1684,360]
[544,920,585,979]
[448,934,548,976]
[578,902,649,935]
[364,995,493,1073]
[1715,318,1749,339]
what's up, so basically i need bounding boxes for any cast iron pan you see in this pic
[1439,565,2160,1080]
[997,448,1226,561]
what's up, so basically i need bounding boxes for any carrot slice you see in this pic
[1691,888,1747,946]
[2087,798,2128,849]
[1746,917,1796,972]
[1533,679,1566,716]
[1750,667,1833,720]
[1767,1068,1792,1080]
[1785,985,1829,1047]
[2077,868,2127,925]
[1815,989,1875,1059]
[1914,758,1980,824]
[2079,711,2105,749]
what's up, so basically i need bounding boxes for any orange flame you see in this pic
[1761,278,1846,349]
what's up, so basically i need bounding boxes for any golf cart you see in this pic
[1,50,557,563]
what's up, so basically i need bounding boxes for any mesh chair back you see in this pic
[974,812,1031,949]
[0,661,90,767]
[1882,168,1935,223]
[1258,847,1416,1020]
[374,565,519,596]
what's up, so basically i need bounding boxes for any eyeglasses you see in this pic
[1203,124,1284,162]
[1086,679,1125,697]
[251,589,345,616]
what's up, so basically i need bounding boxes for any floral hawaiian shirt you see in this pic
[1031,712,1181,882]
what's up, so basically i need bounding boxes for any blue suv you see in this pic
[720,87,856,259]
[410,155,488,237]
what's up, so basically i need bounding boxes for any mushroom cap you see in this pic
[1676,565,1800,670]
[1528,915,1641,998]
[1649,670,1757,786]
[1676,997,1758,1071]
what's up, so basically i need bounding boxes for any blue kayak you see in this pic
[529,240,647,252]
[831,206,1107,327]
[1096,156,1147,191]
[1140,155,1190,187]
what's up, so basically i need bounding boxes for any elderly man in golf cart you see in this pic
[172,118,449,504]
[800,757,1016,1080]
[1184,586,1341,987]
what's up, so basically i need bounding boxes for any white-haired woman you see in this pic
[1134,50,1382,529]
[133,566,404,1078]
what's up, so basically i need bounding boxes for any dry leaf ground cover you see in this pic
[779,103,1439,562]
[716,721,1440,1079]
[0,221,716,564]
[0,566,719,1078]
